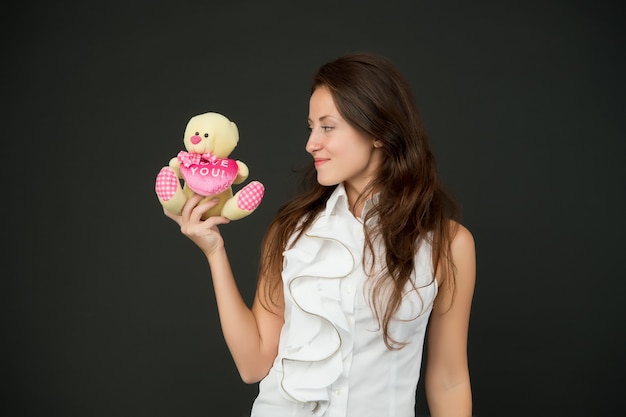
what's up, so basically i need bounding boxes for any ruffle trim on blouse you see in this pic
[278,210,362,416]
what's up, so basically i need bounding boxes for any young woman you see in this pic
[164,52,476,417]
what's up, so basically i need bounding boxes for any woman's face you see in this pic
[306,86,382,194]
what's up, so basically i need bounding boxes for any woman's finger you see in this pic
[181,193,204,222]
[182,193,222,223]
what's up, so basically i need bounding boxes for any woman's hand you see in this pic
[163,193,231,257]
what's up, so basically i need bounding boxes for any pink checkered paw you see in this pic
[237,181,265,211]
[155,167,179,201]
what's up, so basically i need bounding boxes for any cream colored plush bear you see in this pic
[155,112,264,220]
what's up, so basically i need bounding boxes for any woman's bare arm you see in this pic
[425,222,476,417]
[164,193,284,383]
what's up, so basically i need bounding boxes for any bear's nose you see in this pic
[190,135,202,145]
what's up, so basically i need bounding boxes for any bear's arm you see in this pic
[168,157,182,178]
[234,160,249,184]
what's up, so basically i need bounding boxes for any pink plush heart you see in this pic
[179,157,238,196]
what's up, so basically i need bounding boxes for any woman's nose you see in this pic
[305,131,320,153]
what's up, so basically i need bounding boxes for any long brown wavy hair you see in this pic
[258,53,460,349]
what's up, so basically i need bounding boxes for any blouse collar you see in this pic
[324,183,379,220]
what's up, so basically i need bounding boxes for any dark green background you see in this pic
[5,0,624,416]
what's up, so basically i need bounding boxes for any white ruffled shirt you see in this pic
[250,184,437,417]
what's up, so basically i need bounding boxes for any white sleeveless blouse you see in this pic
[251,184,437,417]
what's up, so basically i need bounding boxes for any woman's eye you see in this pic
[321,126,333,132]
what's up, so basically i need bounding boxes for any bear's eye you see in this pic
[204,133,209,138]
[194,132,199,135]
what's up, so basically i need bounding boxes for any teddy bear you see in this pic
[155,112,264,220]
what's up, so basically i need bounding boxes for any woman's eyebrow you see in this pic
[309,115,335,122]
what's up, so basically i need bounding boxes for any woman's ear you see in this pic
[373,140,383,148]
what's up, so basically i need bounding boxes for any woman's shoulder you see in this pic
[449,220,474,251]
[446,220,476,278]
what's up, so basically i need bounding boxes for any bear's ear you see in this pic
[230,121,239,143]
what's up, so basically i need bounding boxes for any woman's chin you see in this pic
[316,175,340,187]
